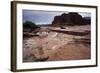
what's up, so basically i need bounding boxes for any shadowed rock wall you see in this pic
[52,12,86,26]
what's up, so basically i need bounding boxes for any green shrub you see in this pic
[23,21,39,29]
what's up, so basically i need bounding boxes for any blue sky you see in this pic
[23,10,91,25]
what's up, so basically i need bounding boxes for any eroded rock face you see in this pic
[52,12,86,26]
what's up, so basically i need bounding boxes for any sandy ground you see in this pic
[23,25,91,62]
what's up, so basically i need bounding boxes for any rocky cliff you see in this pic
[52,12,86,26]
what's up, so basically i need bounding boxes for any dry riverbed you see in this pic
[23,25,91,62]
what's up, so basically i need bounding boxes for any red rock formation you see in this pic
[52,12,86,26]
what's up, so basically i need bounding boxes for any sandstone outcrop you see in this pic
[52,12,86,26]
